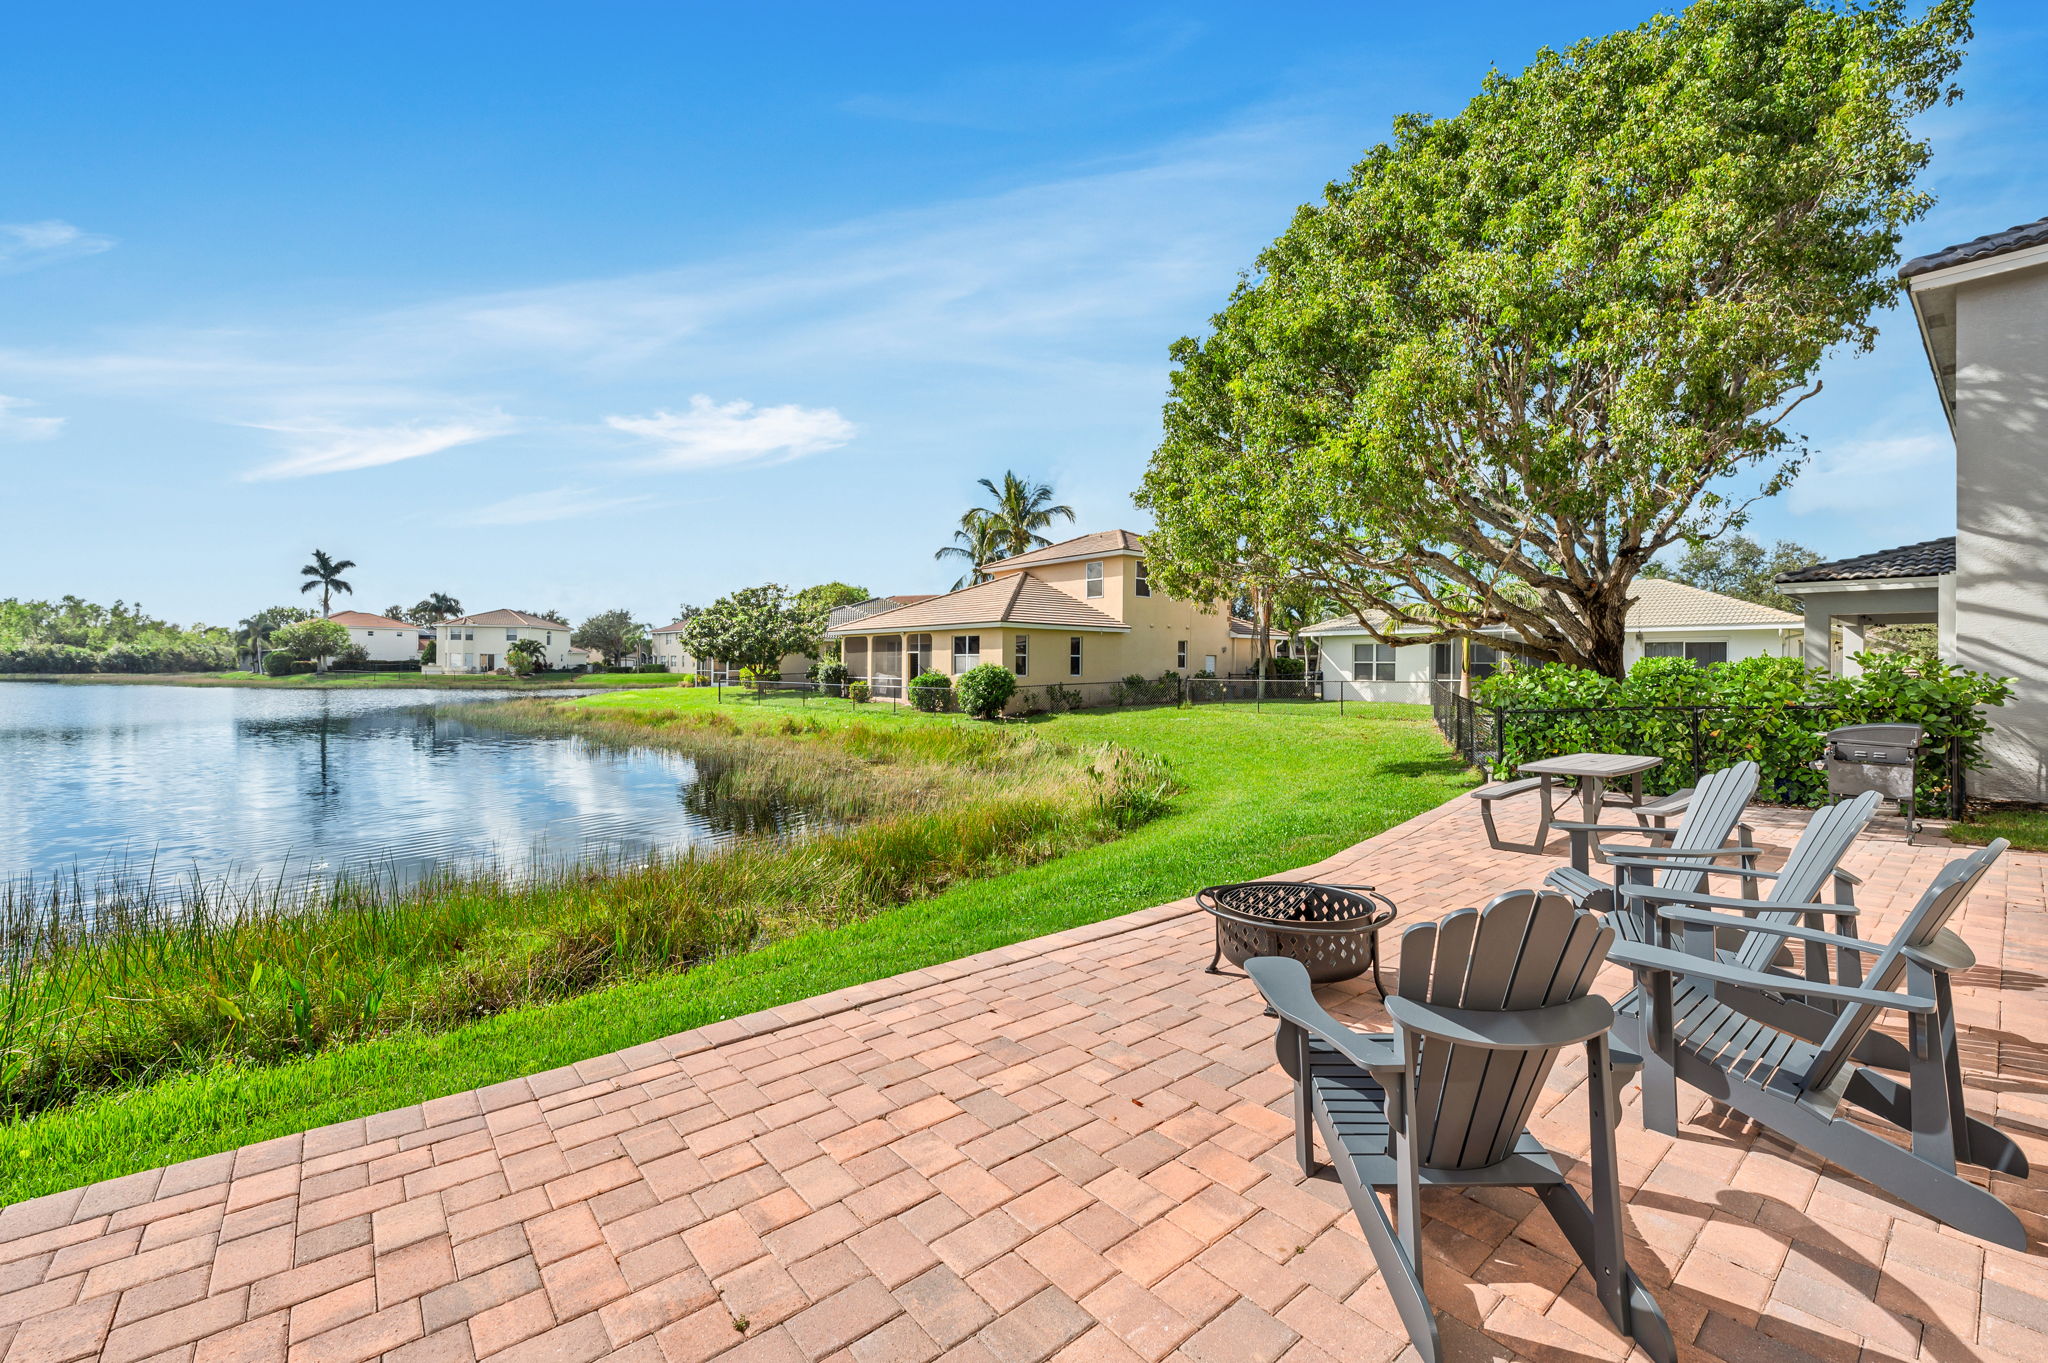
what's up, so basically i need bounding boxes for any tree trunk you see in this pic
[1255,590,1271,701]
[1583,588,1632,679]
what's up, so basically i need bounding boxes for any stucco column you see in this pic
[1801,612,1832,673]
[1938,573,1957,659]
[1839,618,1866,677]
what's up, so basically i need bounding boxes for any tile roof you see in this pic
[885,593,938,605]
[326,611,422,631]
[1302,579,1797,634]
[987,529,1146,571]
[1776,536,1957,584]
[825,573,1128,634]
[441,609,571,629]
[1900,215,2048,279]
[825,600,901,629]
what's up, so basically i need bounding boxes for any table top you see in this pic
[1517,752,1663,778]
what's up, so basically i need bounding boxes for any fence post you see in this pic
[1688,709,1704,783]
[1949,732,1967,820]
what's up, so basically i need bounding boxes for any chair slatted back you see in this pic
[1729,791,1882,974]
[1397,891,1613,1170]
[1798,840,2007,1091]
[1645,762,1760,899]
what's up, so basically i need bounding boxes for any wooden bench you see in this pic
[1468,777,1553,853]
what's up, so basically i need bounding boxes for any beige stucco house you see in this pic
[824,531,1237,699]
[425,610,573,673]
[1774,212,2048,800]
[1303,577,1801,702]
[325,610,431,662]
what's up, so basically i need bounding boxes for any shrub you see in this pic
[908,670,953,712]
[848,680,871,704]
[332,643,370,668]
[263,650,299,677]
[1474,653,2010,807]
[956,663,1017,719]
[1259,656,1305,679]
[637,663,669,674]
[421,640,437,664]
[816,661,851,697]
[0,644,99,673]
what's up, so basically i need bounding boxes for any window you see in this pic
[1203,654,1217,674]
[1469,644,1499,680]
[1645,641,1728,667]
[906,633,932,675]
[1431,643,1461,680]
[952,635,981,672]
[506,630,519,642]
[1013,634,1028,677]
[1084,561,1104,598]
[1069,636,1083,676]
[1134,561,1151,597]
[1176,640,1187,670]
[1351,643,1395,683]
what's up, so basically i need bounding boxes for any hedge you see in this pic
[0,641,236,673]
[1472,653,2010,809]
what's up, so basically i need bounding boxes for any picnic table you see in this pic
[1515,752,1663,871]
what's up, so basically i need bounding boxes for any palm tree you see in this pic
[299,549,356,616]
[969,472,1075,561]
[934,511,1007,591]
[411,592,463,623]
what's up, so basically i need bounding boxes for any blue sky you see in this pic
[2,2,2043,628]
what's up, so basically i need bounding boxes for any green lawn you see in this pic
[1948,805,2048,853]
[0,693,1471,1202]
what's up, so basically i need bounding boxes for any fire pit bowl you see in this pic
[1198,880,1397,995]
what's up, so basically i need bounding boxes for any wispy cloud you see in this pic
[0,394,63,441]
[1787,433,1950,515]
[0,220,114,274]
[456,485,654,526]
[242,415,513,480]
[607,395,855,470]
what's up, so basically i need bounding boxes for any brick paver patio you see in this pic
[2,798,2045,1363]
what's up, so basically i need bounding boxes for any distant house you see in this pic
[427,610,573,673]
[1304,577,1801,702]
[1775,212,2048,800]
[824,531,1239,697]
[325,610,431,662]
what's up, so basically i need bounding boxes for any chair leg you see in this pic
[1538,1185,1677,1363]
[1289,1026,1316,1178]
[1641,971,1679,1136]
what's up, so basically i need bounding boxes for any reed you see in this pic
[0,704,1173,1118]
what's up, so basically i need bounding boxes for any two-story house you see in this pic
[324,611,433,662]
[824,530,1238,699]
[427,609,573,673]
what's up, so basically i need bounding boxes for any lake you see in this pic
[0,682,808,893]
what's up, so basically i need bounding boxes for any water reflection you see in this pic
[0,682,818,893]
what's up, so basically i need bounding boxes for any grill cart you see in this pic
[1816,723,1925,839]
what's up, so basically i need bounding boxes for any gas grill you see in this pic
[1816,723,1924,838]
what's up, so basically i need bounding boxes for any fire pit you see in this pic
[1198,880,1397,995]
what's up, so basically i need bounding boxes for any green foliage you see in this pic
[794,583,871,616]
[1254,656,1305,680]
[956,663,1017,719]
[1137,0,1970,676]
[848,681,872,704]
[267,618,350,665]
[298,549,355,614]
[0,596,235,673]
[505,638,550,676]
[262,651,298,677]
[815,661,852,696]
[1642,534,1821,611]
[571,609,647,667]
[1475,653,2009,806]
[420,640,437,664]
[331,643,370,668]
[682,585,826,675]
[908,670,953,712]
[410,593,465,623]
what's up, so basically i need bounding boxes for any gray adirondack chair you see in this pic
[1248,892,1675,1363]
[1545,760,1761,936]
[1612,839,2029,1248]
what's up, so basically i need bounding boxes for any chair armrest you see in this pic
[1904,930,1975,974]
[1608,941,1935,1013]
[1618,886,1856,916]
[1832,868,1864,888]
[1604,845,1764,864]
[1245,957,1399,1072]
[1384,994,1614,1050]
[1650,906,1871,953]
[1548,820,1676,839]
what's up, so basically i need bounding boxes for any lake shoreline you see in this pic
[0,670,688,691]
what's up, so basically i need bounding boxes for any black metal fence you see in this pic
[718,676,1370,716]
[1429,681,1971,817]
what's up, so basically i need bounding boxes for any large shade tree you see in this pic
[571,610,647,667]
[1136,0,1968,677]
[682,585,830,676]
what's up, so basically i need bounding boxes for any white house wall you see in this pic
[1311,627,1797,701]
[342,626,424,663]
